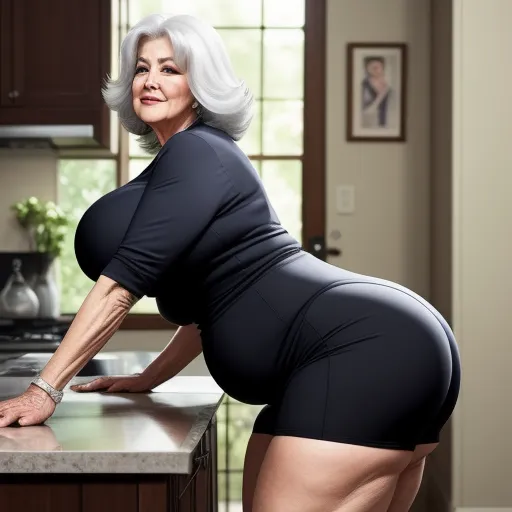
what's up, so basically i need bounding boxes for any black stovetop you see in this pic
[0,317,72,352]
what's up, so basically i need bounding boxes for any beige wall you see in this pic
[326,0,431,297]
[0,149,58,249]
[451,0,512,509]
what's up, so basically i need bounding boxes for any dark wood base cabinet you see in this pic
[0,421,218,512]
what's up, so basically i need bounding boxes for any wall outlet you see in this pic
[336,185,355,214]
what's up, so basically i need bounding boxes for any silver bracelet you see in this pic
[30,375,64,404]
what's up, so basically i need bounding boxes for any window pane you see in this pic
[249,159,261,176]
[228,404,264,470]
[130,296,159,314]
[217,415,227,471]
[262,100,303,155]
[128,0,165,23]
[218,499,246,512]
[236,100,261,156]
[261,160,302,243]
[58,160,117,313]
[264,0,305,27]
[217,29,262,99]
[129,133,153,158]
[129,158,152,181]
[129,0,262,27]
[263,29,304,99]
[218,471,243,502]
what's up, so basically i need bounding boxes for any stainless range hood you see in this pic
[0,124,102,149]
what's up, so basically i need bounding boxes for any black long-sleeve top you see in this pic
[74,119,301,327]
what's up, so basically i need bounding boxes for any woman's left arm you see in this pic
[0,275,137,427]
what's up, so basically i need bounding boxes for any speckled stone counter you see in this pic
[0,375,224,474]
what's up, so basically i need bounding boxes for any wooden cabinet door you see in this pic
[6,0,109,110]
[0,0,14,106]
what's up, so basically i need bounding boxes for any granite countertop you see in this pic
[0,375,224,474]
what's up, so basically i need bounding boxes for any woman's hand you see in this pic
[0,385,57,427]
[70,374,153,393]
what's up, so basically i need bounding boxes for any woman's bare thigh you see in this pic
[252,435,414,512]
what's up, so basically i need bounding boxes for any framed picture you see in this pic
[346,43,407,142]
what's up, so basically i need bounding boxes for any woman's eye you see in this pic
[135,66,147,74]
[163,67,176,74]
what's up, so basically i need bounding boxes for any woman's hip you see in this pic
[201,254,459,405]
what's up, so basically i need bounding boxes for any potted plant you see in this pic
[10,197,70,318]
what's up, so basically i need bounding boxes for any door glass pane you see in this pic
[217,29,262,99]
[263,29,304,99]
[261,160,302,243]
[263,0,305,27]
[129,0,262,27]
[262,100,303,155]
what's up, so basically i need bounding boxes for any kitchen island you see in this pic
[0,373,223,512]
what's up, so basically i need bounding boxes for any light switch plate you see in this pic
[336,185,355,214]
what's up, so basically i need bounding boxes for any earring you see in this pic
[192,101,198,109]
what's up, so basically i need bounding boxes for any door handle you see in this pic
[307,236,342,260]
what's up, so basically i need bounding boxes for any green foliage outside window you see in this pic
[57,160,117,313]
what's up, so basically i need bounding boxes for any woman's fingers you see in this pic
[18,406,53,426]
[70,376,145,393]
[18,414,42,427]
[0,399,21,427]
[0,401,35,427]
[0,412,16,427]
[71,377,111,392]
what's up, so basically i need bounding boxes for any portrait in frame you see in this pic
[346,43,407,142]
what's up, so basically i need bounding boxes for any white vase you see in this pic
[33,254,60,319]
[0,258,39,318]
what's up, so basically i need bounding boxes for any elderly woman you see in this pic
[0,14,460,512]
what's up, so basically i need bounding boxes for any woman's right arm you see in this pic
[140,324,203,388]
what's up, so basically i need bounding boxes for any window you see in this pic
[58,2,307,509]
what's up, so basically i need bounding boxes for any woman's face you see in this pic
[366,60,385,78]
[132,36,195,131]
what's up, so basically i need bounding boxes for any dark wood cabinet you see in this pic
[0,0,111,148]
[0,419,219,512]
